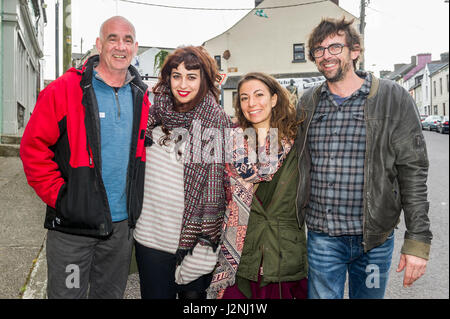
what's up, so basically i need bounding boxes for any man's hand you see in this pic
[396,254,427,287]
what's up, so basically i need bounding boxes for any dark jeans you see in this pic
[46,220,133,299]
[307,230,395,299]
[135,241,212,299]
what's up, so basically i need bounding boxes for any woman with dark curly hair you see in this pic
[133,46,232,299]
[208,72,308,299]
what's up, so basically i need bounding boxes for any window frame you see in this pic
[214,55,222,71]
[292,43,306,63]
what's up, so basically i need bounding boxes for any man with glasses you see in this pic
[295,17,432,299]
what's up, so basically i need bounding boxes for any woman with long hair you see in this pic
[133,46,232,299]
[208,72,308,299]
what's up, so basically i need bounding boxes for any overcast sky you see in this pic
[42,0,449,80]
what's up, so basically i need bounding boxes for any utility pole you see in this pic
[63,0,72,71]
[359,0,367,71]
[55,0,59,78]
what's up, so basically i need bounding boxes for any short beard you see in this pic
[319,57,353,83]
[325,66,345,83]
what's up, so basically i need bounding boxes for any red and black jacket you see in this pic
[20,55,150,237]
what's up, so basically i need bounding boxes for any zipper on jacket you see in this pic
[127,83,145,230]
[295,93,317,229]
[114,88,121,119]
[361,99,370,251]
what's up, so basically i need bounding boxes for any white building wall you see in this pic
[203,0,357,115]
[1,0,44,135]
[132,47,175,79]
[422,65,432,115]
[430,65,449,116]
[413,85,423,114]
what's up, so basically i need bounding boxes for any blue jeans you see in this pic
[307,230,395,299]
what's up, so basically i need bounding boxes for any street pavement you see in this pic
[384,130,449,299]
[0,157,46,299]
[0,130,448,299]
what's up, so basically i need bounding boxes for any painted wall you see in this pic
[132,47,175,79]
[1,0,44,135]
[430,65,449,116]
[203,0,358,115]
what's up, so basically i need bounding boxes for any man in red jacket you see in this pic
[20,16,150,298]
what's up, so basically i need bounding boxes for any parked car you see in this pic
[422,115,444,131]
[420,114,428,122]
[436,116,449,134]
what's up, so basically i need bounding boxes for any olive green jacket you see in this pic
[295,75,432,259]
[236,146,307,297]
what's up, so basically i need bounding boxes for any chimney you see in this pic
[417,53,432,66]
[255,0,263,7]
[329,0,339,6]
[441,52,449,62]
[410,56,417,65]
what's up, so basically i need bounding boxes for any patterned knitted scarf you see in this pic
[207,128,293,298]
[147,85,233,263]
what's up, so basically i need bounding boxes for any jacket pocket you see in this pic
[346,112,366,137]
[279,226,307,278]
[54,167,110,234]
[413,134,429,164]
[368,178,402,231]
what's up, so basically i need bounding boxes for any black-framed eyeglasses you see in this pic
[311,43,348,58]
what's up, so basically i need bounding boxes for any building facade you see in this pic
[421,60,448,116]
[410,81,423,115]
[132,46,175,82]
[1,0,46,136]
[430,64,449,116]
[403,53,431,91]
[203,0,357,115]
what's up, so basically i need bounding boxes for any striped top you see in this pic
[134,126,218,284]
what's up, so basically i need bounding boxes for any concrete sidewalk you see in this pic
[0,156,141,299]
[0,156,47,299]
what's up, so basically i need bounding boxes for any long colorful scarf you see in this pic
[207,128,293,298]
[147,85,233,263]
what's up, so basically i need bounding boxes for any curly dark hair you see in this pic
[234,72,304,144]
[307,17,363,69]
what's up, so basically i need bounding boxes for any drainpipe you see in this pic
[0,0,4,135]
[430,75,433,115]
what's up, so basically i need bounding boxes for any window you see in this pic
[444,103,446,116]
[232,91,238,104]
[214,55,221,70]
[293,43,306,62]
[440,78,443,95]
[433,105,438,115]
[434,81,436,97]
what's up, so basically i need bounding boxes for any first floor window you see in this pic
[214,55,221,70]
[293,43,306,62]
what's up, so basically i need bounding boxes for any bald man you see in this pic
[20,16,150,298]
